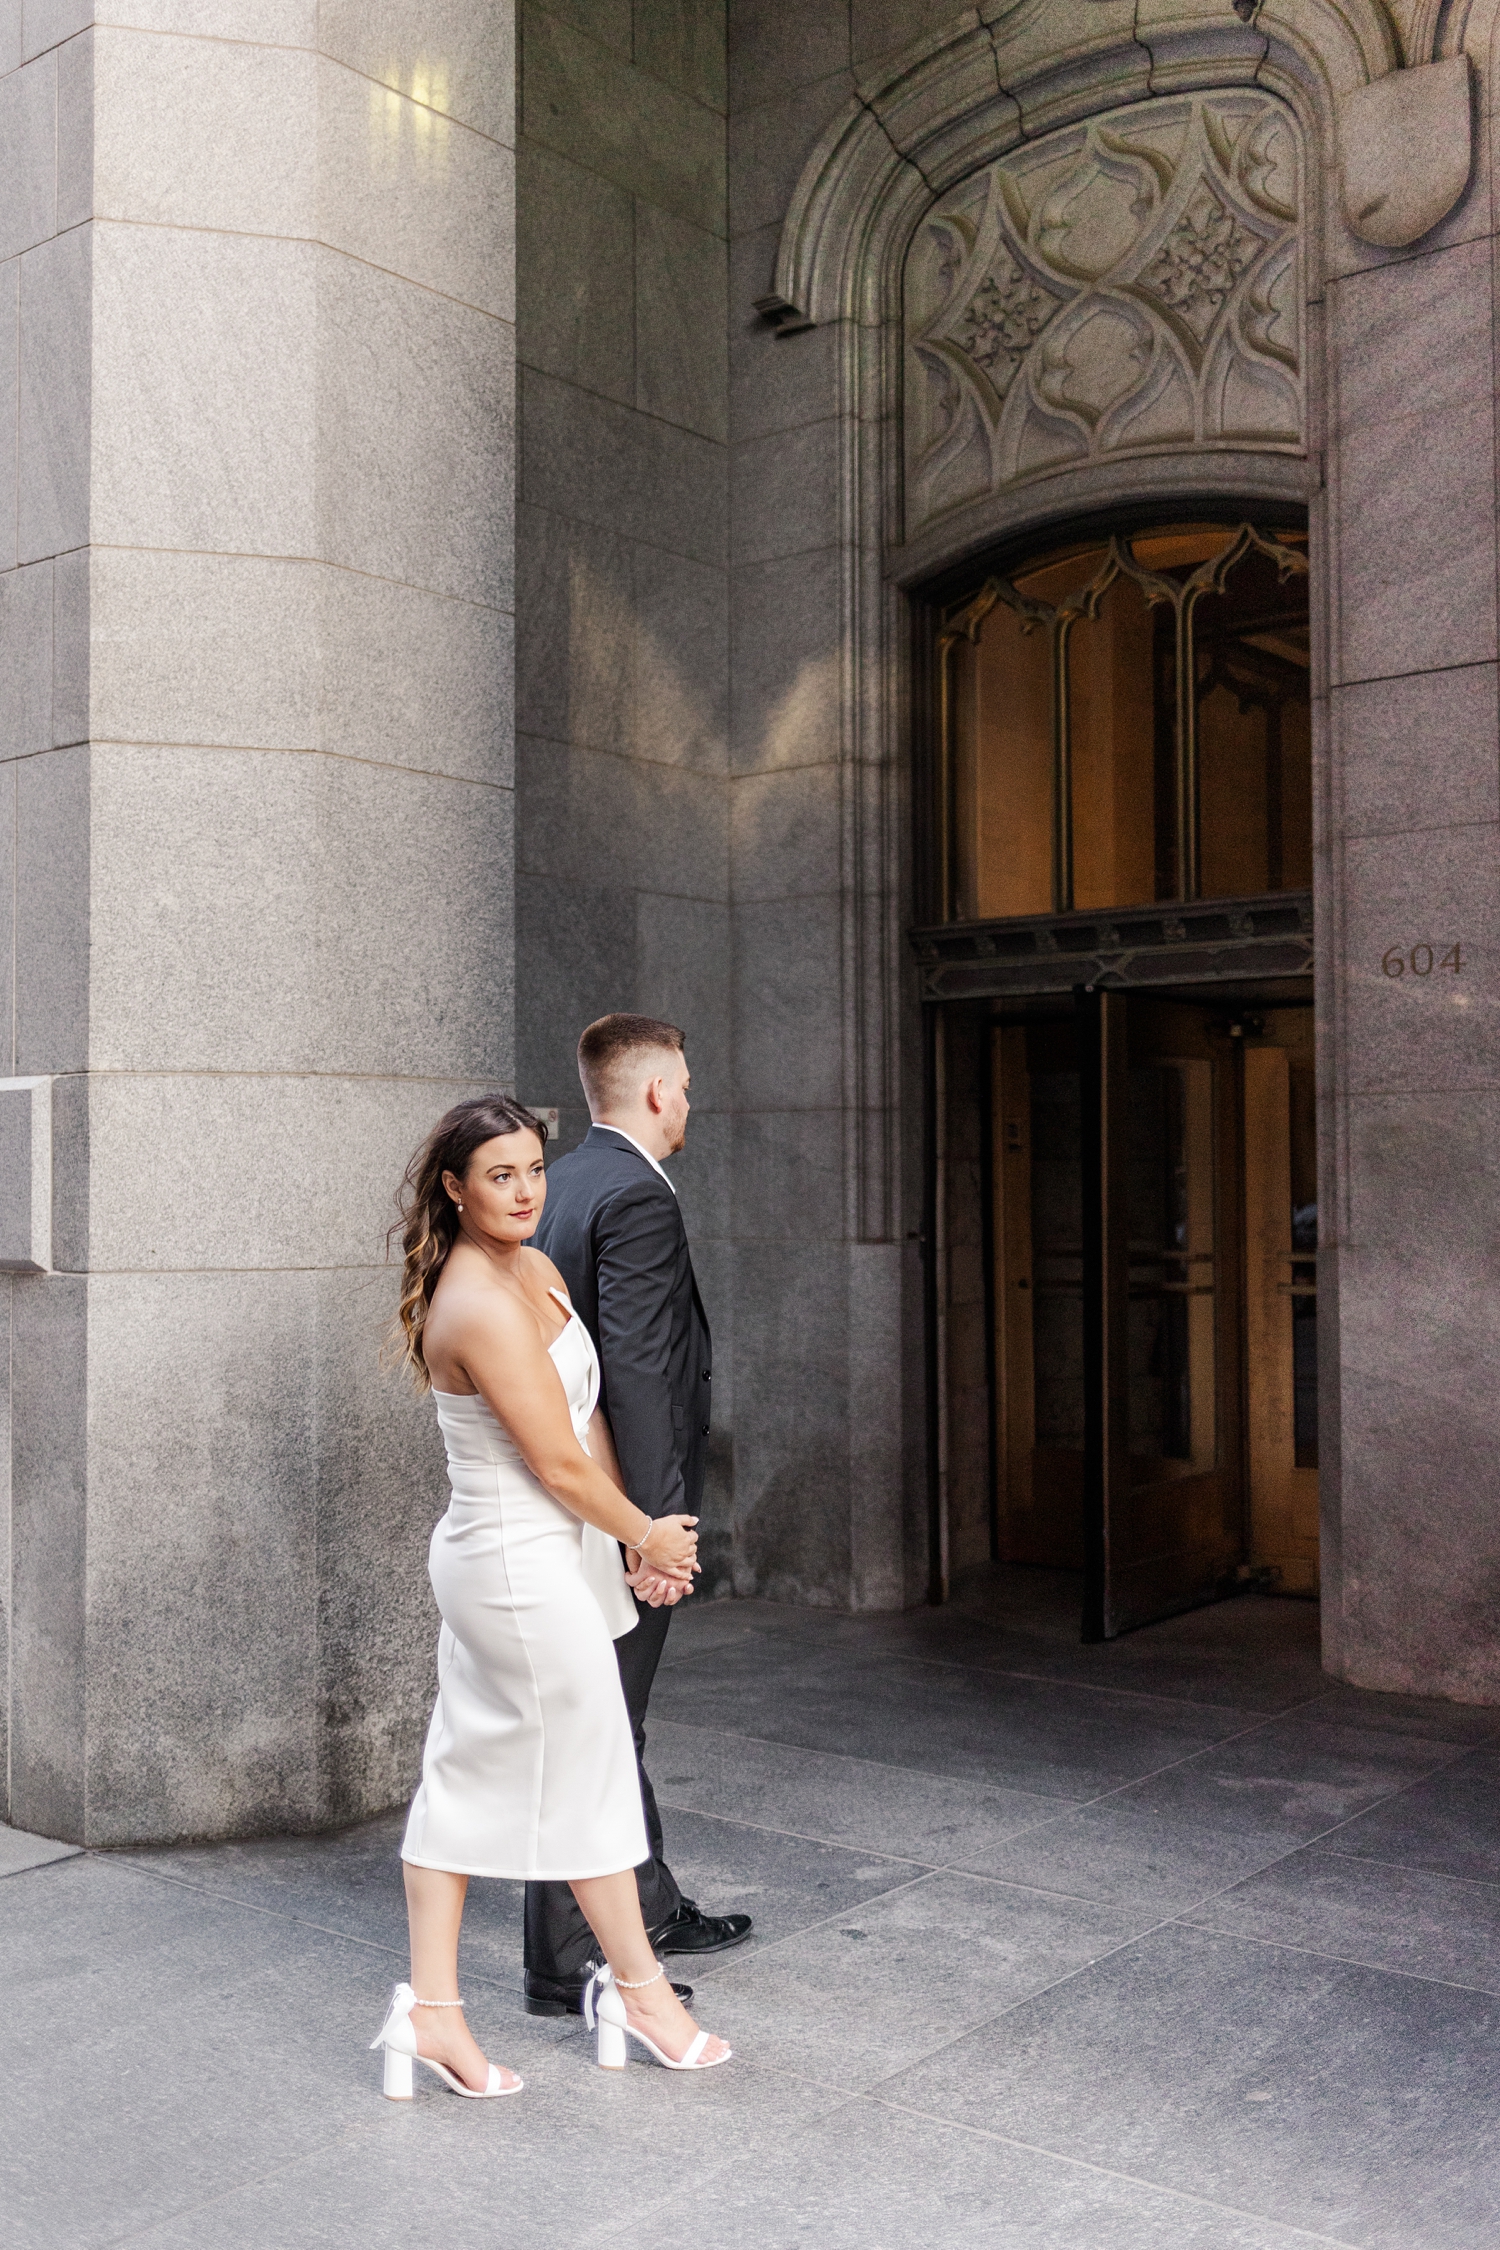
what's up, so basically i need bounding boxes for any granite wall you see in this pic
[514,1,736,1588]
[1,0,517,1843]
[1320,95,1500,1700]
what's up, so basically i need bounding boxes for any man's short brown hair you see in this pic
[577,1013,686,1115]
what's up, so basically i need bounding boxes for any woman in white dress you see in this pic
[369,1096,731,2097]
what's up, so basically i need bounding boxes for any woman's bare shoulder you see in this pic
[520,1244,569,1299]
[429,1253,540,1348]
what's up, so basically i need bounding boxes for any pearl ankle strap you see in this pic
[411,1995,464,2008]
[614,1963,665,1991]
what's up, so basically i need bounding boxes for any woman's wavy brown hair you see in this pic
[389,1096,548,1390]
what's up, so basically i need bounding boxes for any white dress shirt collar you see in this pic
[592,1122,677,1195]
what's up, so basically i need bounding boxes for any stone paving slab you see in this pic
[6,1584,1500,2249]
[0,1822,81,1878]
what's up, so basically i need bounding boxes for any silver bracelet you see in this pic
[635,1517,658,1558]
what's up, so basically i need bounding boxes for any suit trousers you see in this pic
[523,1593,684,1985]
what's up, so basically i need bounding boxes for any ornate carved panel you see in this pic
[904,92,1304,537]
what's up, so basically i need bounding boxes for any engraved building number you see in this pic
[1381,944,1462,978]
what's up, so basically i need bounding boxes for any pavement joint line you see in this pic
[660,1629,1295,1720]
[569,2088,872,2250]
[650,1680,1401,1859]
[97,2057,854,2250]
[78,1853,523,1993]
[856,2093,1367,2249]
[671,1604,1500,1740]
[1314,1843,1500,1893]
[653,1712,1089,1806]
[658,1799,1127,1911]
[1165,1913,1500,2000]
[679,1867,945,1974]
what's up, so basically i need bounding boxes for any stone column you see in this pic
[1,3,516,1844]
[1321,76,1500,1700]
[727,8,914,1611]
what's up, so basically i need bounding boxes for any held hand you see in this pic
[626,1561,693,1607]
[637,1513,699,1577]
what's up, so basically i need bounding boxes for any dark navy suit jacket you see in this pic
[534,1126,712,1522]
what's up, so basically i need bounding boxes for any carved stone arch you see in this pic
[766,5,1400,338]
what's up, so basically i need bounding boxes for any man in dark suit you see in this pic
[523,1011,753,2015]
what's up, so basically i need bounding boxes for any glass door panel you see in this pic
[1084,993,1244,1639]
[1242,1013,1320,1592]
[992,1021,1086,1567]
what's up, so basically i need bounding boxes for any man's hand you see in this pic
[625,1551,694,1608]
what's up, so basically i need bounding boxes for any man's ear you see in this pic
[643,1075,665,1114]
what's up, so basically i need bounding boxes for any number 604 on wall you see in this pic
[1382,944,1462,977]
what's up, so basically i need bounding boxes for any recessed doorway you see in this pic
[915,511,1318,1638]
[990,993,1317,1637]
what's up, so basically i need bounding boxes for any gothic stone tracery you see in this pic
[904,92,1304,537]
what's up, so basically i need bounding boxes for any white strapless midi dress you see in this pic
[400,1292,649,1881]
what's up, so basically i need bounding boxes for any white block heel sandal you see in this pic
[369,1983,522,2100]
[583,1963,731,2071]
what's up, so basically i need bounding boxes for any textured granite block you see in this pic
[17,227,91,565]
[82,1271,320,1845]
[522,3,724,233]
[731,414,840,567]
[731,1239,850,1601]
[0,261,17,574]
[627,541,729,771]
[317,567,514,787]
[634,0,726,112]
[517,733,726,899]
[1339,825,1499,1095]
[727,67,851,237]
[14,745,88,1077]
[515,502,634,753]
[1335,663,1499,838]
[83,1073,503,1272]
[731,760,842,899]
[89,550,317,753]
[320,0,515,145]
[633,891,731,1100]
[1333,238,1494,434]
[729,224,841,445]
[732,893,843,1108]
[0,1077,52,1272]
[91,226,315,557]
[8,1273,86,1840]
[0,559,52,759]
[312,1266,448,1826]
[89,26,313,236]
[316,249,514,606]
[0,50,57,260]
[318,51,515,320]
[729,0,846,110]
[516,138,634,403]
[1334,394,1498,683]
[513,869,637,1112]
[635,201,728,444]
[520,365,727,566]
[730,1108,844,1243]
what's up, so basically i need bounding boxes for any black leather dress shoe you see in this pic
[523,1968,693,2018]
[647,1897,753,1956]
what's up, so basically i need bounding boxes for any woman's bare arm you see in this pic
[449,1283,698,1571]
